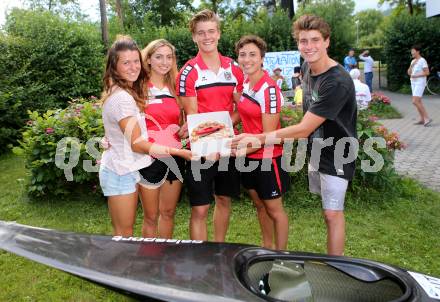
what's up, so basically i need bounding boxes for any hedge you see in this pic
[14,98,103,197]
[383,13,440,91]
[0,9,103,154]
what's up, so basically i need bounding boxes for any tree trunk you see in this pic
[298,0,307,9]
[115,0,124,28]
[212,0,218,13]
[281,0,294,18]
[407,0,413,15]
[99,0,109,51]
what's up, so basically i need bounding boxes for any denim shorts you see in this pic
[99,165,140,197]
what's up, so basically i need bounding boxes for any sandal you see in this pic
[413,121,424,125]
[424,119,432,127]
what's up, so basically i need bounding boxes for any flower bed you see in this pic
[281,104,405,188]
[367,92,402,119]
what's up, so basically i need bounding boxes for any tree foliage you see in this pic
[0,9,103,154]
[355,9,386,48]
[122,0,193,28]
[355,9,384,38]
[383,12,440,91]
[23,0,84,19]
[379,0,426,15]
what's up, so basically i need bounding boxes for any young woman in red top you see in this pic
[138,39,186,238]
[235,35,290,250]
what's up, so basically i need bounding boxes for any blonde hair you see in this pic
[189,9,220,34]
[141,39,179,105]
[101,35,147,111]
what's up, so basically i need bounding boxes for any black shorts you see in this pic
[241,156,290,200]
[185,157,240,207]
[139,156,185,186]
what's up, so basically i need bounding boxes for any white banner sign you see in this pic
[263,51,301,88]
[427,0,440,18]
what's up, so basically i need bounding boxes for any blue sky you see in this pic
[1,0,390,26]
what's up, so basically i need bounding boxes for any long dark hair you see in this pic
[101,35,147,111]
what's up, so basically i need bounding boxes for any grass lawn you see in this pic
[1,153,440,301]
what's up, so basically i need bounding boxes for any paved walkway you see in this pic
[379,91,440,191]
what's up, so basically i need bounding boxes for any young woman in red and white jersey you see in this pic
[138,39,186,238]
[235,35,290,250]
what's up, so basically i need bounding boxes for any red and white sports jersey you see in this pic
[176,52,244,114]
[144,83,181,148]
[238,71,284,159]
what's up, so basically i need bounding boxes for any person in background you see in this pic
[350,68,371,110]
[271,67,284,89]
[291,66,303,106]
[99,35,192,236]
[343,48,357,72]
[235,35,290,250]
[359,50,374,92]
[176,9,244,242]
[294,84,303,107]
[407,44,431,127]
[291,66,301,90]
[138,39,187,239]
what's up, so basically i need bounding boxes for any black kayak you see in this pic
[0,221,439,302]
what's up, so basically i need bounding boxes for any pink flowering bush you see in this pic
[367,92,401,119]
[375,125,406,151]
[281,105,406,189]
[370,92,391,105]
[356,110,406,188]
[13,98,103,197]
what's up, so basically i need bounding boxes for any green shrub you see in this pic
[162,26,197,68]
[117,9,295,67]
[281,104,303,128]
[4,9,104,109]
[281,105,405,190]
[354,110,405,190]
[219,10,295,61]
[0,33,39,154]
[366,92,402,119]
[0,9,104,154]
[14,98,103,197]
[397,85,412,95]
[384,13,440,91]
[252,10,296,53]
[17,100,405,196]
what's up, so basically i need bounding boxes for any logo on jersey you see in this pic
[311,90,319,103]
[269,87,277,114]
[224,71,232,81]
[179,65,194,95]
